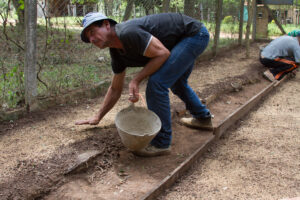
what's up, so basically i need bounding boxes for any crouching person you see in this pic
[260,34,300,81]
[76,12,213,157]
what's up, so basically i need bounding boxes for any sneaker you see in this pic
[133,145,171,157]
[180,117,213,131]
[263,70,276,82]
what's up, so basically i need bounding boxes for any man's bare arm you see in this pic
[76,70,126,125]
[129,36,170,102]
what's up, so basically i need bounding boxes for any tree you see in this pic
[213,0,223,56]
[104,0,114,16]
[25,0,37,111]
[238,0,245,45]
[12,0,25,28]
[123,0,134,21]
[162,0,170,12]
[245,0,254,58]
[222,0,240,18]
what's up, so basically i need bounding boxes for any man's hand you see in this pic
[128,79,139,103]
[75,116,100,125]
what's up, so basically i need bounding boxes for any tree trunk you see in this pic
[184,0,195,18]
[212,0,223,57]
[245,0,253,58]
[162,0,170,13]
[104,0,114,16]
[251,0,257,41]
[25,0,37,111]
[12,0,25,29]
[123,0,134,21]
[238,0,245,45]
[144,0,154,15]
[200,3,204,21]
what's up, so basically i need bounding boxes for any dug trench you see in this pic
[0,61,274,200]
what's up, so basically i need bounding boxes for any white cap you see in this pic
[81,12,117,43]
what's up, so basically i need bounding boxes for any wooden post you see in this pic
[238,0,245,45]
[212,0,223,57]
[25,0,37,111]
[265,4,286,35]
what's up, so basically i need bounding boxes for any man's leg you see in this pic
[147,26,210,148]
[170,64,210,119]
[260,57,297,80]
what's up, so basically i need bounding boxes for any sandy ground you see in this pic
[0,43,261,183]
[160,72,300,199]
[3,42,295,200]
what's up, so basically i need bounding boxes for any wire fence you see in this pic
[0,0,299,110]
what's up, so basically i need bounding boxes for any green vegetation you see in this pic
[268,22,297,36]
[1,0,300,109]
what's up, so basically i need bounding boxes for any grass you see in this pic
[1,16,299,109]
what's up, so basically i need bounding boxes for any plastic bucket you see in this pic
[115,105,161,151]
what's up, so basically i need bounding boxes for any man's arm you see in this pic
[76,70,126,125]
[129,36,170,102]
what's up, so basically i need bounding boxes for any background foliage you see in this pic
[0,0,299,110]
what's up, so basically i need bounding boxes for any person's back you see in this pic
[260,35,299,80]
[261,35,300,62]
[115,13,202,51]
[110,13,204,73]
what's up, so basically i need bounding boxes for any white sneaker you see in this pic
[263,70,276,82]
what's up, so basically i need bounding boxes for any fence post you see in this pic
[25,0,37,111]
[213,0,223,57]
[238,0,245,45]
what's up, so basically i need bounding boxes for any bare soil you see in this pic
[0,43,276,199]
[161,74,300,200]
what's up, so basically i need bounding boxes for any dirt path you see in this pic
[160,72,300,199]
[0,43,267,199]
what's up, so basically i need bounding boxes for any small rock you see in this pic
[97,56,105,62]
[231,81,243,92]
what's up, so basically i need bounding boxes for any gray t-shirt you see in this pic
[261,35,300,63]
[110,13,203,74]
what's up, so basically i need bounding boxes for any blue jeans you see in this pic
[146,26,211,148]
